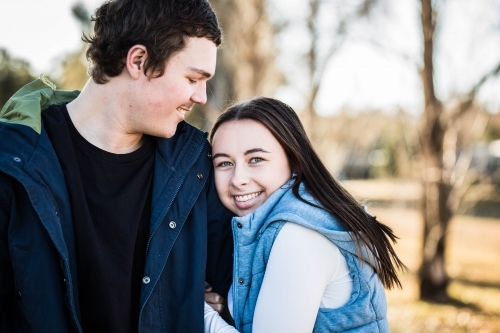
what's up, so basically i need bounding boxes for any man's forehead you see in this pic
[165,37,217,76]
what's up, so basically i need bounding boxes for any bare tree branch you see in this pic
[469,62,500,99]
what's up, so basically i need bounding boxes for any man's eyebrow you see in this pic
[244,148,270,155]
[212,152,230,159]
[188,67,212,79]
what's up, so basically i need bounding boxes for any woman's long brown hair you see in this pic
[210,97,406,289]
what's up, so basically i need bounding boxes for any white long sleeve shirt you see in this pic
[204,222,353,333]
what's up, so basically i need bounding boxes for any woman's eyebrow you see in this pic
[212,152,230,159]
[212,149,270,160]
[244,148,270,155]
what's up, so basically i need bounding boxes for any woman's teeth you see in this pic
[234,192,261,202]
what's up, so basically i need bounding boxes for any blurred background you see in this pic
[1,0,500,331]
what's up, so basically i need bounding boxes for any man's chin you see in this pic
[161,125,181,139]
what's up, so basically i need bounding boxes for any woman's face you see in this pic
[211,119,292,216]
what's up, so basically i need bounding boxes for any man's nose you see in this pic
[191,82,207,105]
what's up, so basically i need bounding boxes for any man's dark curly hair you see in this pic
[83,0,222,84]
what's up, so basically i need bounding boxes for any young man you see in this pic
[0,0,233,332]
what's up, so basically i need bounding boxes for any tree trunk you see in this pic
[419,174,452,302]
[187,0,281,131]
[418,0,451,302]
[301,0,320,145]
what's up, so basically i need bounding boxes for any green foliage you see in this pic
[71,2,91,31]
[0,48,35,109]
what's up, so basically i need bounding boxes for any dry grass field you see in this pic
[343,180,500,332]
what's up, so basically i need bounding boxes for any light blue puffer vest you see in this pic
[230,181,390,332]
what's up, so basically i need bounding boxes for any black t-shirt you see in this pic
[42,104,154,333]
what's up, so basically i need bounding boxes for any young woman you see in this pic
[204,97,405,333]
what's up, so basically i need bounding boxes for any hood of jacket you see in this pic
[0,75,79,134]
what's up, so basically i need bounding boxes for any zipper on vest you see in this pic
[231,218,241,330]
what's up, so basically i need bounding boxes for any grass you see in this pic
[341,180,500,332]
[370,206,500,332]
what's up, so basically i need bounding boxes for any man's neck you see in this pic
[66,78,144,154]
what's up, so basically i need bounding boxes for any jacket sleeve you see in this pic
[0,172,14,315]
[204,168,234,299]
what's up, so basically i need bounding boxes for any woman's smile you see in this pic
[233,191,263,211]
[233,191,263,202]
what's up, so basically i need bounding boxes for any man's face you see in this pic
[131,37,217,138]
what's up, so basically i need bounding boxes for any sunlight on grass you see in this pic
[368,205,500,332]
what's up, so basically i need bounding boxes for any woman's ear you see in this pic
[125,45,148,79]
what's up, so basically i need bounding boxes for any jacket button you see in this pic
[237,223,242,228]
[238,278,244,285]
[169,221,177,229]
[13,157,21,163]
[142,276,151,284]
[197,172,203,180]
[17,291,22,300]
[207,152,212,159]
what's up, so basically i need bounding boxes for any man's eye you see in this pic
[188,78,196,84]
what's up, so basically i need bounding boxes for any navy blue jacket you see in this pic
[0,79,234,332]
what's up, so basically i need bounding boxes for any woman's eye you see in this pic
[250,157,263,164]
[216,161,232,168]
[188,78,196,84]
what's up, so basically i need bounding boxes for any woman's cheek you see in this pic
[214,172,230,209]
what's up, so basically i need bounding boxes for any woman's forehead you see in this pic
[212,120,279,151]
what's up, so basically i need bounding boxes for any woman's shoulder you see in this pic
[273,222,342,274]
[269,185,346,232]
[278,222,341,249]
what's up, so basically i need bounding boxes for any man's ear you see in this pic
[126,45,148,80]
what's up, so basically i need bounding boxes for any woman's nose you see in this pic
[231,164,250,187]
